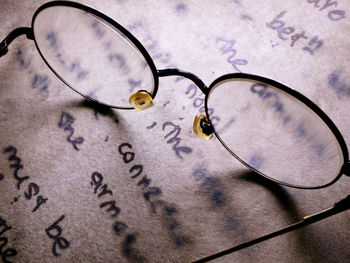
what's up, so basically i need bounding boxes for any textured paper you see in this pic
[0,0,349,262]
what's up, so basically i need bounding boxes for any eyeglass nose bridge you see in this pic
[157,68,208,95]
[157,69,214,140]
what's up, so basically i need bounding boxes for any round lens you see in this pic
[207,77,344,188]
[32,4,155,108]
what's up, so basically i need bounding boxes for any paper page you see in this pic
[0,0,349,262]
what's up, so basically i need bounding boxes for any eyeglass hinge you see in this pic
[0,40,8,57]
[200,118,214,136]
[193,114,214,140]
[0,27,33,57]
[343,161,350,177]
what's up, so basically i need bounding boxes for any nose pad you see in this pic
[129,90,154,110]
[193,114,214,140]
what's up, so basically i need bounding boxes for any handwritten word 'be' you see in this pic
[45,215,70,257]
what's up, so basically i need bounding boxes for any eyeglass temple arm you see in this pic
[192,195,350,263]
[157,69,208,95]
[0,27,33,57]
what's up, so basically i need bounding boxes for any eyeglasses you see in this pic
[1,0,349,261]
[1,1,349,189]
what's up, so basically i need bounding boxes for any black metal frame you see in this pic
[207,74,350,189]
[1,1,349,262]
[0,0,349,189]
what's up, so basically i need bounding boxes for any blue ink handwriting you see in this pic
[0,215,17,263]
[328,69,350,97]
[162,121,192,159]
[118,143,191,247]
[216,38,248,72]
[3,146,48,212]
[306,0,346,21]
[16,49,50,100]
[58,112,84,151]
[266,11,324,55]
[45,215,70,257]
[90,171,145,261]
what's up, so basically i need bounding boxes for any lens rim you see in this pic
[205,73,349,189]
[31,0,159,109]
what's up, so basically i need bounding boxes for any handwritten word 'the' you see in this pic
[58,112,84,151]
[162,121,192,159]
[45,215,70,257]
[0,215,17,263]
[216,38,248,72]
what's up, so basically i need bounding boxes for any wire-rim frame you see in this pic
[31,0,160,110]
[205,73,349,189]
[18,0,350,189]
